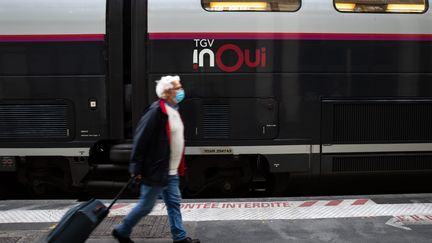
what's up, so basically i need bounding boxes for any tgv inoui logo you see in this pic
[193,39,267,73]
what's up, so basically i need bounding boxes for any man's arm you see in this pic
[129,106,160,177]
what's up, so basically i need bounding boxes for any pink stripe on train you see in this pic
[0,34,105,42]
[149,32,432,41]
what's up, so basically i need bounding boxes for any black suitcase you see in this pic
[46,178,134,243]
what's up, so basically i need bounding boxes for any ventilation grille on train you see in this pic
[0,104,72,141]
[202,104,229,139]
[332,103,432,143]
[333,155,432,173]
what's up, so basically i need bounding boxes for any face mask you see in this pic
[175,89,185,103]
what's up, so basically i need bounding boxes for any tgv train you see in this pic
[1,0,431,195]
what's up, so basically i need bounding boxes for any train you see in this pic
[1,0,432,196]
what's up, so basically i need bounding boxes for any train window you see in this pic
[202,0,301,12]
[334,0,427,13]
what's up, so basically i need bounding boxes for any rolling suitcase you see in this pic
[46,178,134,243]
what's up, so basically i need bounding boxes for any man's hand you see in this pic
[131,174,142,184]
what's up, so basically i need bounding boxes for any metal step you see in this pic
[110,143,133,163]
[251,176,267,192]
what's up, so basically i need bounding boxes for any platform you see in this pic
[1,194,432,242]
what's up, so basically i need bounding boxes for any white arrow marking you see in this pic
[385,217,412,230]
[386,215,432,230]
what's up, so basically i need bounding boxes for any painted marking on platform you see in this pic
[386,214,432,230]
[1,199,432,223]
[299,201,318,207]
[352,199,369,205]
[110,203,130,211]
[326,200,343,206]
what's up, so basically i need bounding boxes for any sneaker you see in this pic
[173,237,200,243]
[112,229,134,243]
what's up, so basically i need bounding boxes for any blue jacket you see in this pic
[129,99,186,186]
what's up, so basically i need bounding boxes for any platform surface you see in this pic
[1,194,432,242]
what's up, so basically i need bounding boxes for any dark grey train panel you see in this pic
[0,41,106,76]
[321,153,432,175]
[147,73,432,146]
[322,100,432,145]
[264,154,310,173]
[181,98,278,140]
[0,101,74,142]
[0,76,108,147]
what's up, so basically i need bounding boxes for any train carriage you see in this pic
[1,0,431,195]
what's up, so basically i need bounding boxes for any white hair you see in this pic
[155,75,180,99]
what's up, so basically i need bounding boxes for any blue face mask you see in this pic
[175,89,185,103]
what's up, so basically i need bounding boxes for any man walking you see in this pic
[112,75,200,243]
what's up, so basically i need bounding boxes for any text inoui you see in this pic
[193,39,267,72]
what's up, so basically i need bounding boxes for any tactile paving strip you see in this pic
[0,237,21,243]
[91,215,171,238]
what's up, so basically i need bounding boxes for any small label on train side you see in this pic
[200,148,233,154]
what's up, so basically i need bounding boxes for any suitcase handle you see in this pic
[93,204,105,214]
[107,177,135,211]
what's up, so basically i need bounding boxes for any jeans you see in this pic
[115,175,187,241]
